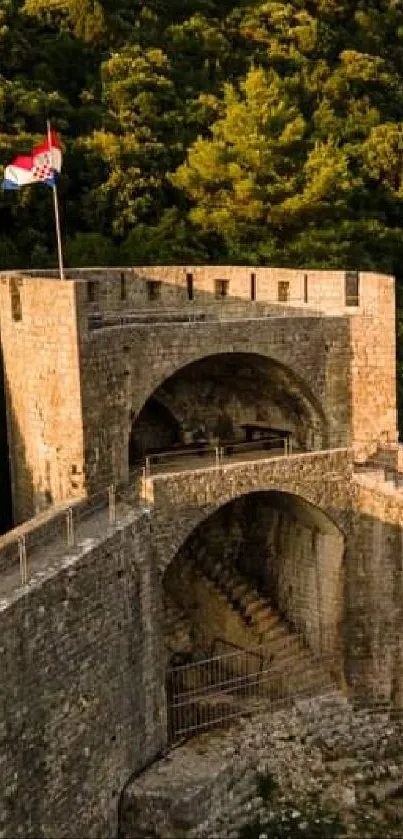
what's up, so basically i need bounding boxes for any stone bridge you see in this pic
[147,448,352,569]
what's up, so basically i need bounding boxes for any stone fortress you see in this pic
[1,265,403,837]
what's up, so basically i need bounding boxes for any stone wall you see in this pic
[344,478,403,705]
[0,508,165,839]
[22,266,393,319]
[79,317,351,493]
[350,274,397,461]
[0,277,85,524]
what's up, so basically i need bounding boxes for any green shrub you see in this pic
[256,771,278,802]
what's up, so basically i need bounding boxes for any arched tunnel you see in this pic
[129,352,328,467]
[162,491,345,741]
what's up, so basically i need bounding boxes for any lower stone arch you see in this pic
[153,452,350,577]
[161,487,346,741]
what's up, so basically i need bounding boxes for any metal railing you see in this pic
[0,472,144,591]
[167,640,337,744]
[87,299,336,331]
[89,308,210,329]
[142,436,291,477]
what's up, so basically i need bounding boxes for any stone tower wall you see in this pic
[0,276,85,524]
[350,273,397,461]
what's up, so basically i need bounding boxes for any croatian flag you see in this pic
[2,130,62,190]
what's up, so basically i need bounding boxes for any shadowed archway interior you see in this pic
[163,490,344,666]
[162,490,345,742]
[129,352,328,464]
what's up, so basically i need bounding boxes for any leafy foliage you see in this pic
[256,770,279,801]
[1,0,403,274]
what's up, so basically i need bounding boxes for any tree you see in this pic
[172,66,305,253]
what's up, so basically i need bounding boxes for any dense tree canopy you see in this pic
[0,0,402,272]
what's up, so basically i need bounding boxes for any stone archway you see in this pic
[161,487,346,742]
[129,351,329,466]
[163,490,344,664]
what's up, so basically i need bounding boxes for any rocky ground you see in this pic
[122,692,403,838]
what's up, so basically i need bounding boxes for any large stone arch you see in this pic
[127,318,340,433]
[129,351,330,459]
[82,317,350,492]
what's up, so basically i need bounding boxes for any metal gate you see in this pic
[166,638,335,744]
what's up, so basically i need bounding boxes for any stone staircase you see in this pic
[164,559,336,743]
[197,555,336,699]
[163,597,193,664]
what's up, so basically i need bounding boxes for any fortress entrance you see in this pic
[162,491,344,742]
[129,352,328,470]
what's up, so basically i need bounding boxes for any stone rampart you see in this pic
[341,477,403,704]
[14,266,393,320]
[0,507,165,839]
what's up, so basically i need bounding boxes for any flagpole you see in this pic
[46,120,64,280]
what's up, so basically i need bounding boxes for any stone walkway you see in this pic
[146,444,289,477]
[0,496,141,606]
[0,444,300,604]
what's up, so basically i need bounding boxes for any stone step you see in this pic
[242,597,271,616]
[260,633,302,659]
[251,611,281,632]
[248,601,279,621]
[259,622,293,646]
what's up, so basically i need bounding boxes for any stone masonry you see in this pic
[0,266,402,838]
[0,267,396,521]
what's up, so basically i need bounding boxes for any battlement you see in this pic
[0,266,395,328]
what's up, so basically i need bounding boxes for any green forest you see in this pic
[2,0,403,272]
[1,0,403,525]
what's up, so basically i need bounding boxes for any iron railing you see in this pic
[142,436,292,477]
[167,640,337,744]
[0,472,143,593]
